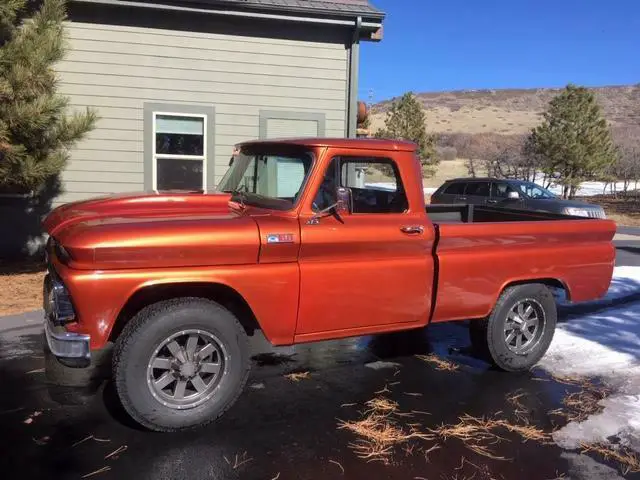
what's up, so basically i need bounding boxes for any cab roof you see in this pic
[236,137,418,152]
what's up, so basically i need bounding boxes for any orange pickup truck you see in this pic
[42,138,616,432]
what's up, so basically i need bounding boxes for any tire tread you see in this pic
[112,297,250,432]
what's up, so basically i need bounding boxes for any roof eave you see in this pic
[192,0,385,22]
[70,0,384,28]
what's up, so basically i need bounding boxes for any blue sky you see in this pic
[360,0,640,102]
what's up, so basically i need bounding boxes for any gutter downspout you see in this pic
[346,16,362,138]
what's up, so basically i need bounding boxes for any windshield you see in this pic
[515,181,557,199]
[216,147,314,210]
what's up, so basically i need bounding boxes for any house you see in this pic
[55,0,385,205]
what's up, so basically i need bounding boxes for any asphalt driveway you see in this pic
[0,241,638,480]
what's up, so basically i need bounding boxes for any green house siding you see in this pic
[56,19,348,205]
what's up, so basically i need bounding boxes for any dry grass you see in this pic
[580,443,640,475]
[506,390,531,423]
[339,394,550,465]
[284,371,310,382]
[337,396,434,464]
[371,106,540,136]
[430,414,548,460]
[372,85,640,136]
[416,354,460,372]
[549,379,612,423]
[224,451,252,470]
[582,195,640,227]
[430,415,506,460]
[0,262,45,316]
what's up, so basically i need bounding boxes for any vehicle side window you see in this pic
[312,156,409,214]
[464,182,490,196]
[443,182,465,195]
[492,182,515,198]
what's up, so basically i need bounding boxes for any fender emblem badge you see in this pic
[266,234,294,244]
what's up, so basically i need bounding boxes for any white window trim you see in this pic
[151,111,208,192]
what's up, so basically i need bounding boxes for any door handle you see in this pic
[487,199,498,204]
[458,196,467,201]
[400,225,424,235]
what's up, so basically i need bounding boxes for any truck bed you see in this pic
[426,203,588,224]
[426,203,616,324]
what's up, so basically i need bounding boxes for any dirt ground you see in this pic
[582,195,640,227]
[0,262,45,316]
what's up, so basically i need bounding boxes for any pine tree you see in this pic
[375,92,438,176]
[526,84,616,198]
[0,0,97,194]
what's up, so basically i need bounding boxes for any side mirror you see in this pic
[507,191,520,199]
[336,187,352,214]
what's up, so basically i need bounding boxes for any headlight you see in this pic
[563,207,590,217]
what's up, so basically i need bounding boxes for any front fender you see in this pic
[57,262,300,350]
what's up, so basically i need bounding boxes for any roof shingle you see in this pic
[185,0,383,18]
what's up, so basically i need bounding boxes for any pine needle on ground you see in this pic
[416,354,460,372]
[580,443,640,475]
[284,371,310,382]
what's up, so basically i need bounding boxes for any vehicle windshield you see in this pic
[514,181,557,199]
[216,147,314,210]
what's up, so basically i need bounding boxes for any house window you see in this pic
[144,103,215,192]
[153,113,206,191]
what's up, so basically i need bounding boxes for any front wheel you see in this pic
[113,298,250,432]
[469,283,557,372]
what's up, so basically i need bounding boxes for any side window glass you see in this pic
[465,182,490,197]
[492,182,512,198]
[444,182,465,195]
[312,156,409,214]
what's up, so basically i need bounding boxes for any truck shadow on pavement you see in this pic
[558,276,640,361]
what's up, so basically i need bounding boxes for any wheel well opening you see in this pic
[504,278,570,303]
[109,283,260,342]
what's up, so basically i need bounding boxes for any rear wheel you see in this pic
[469,284,557,372]
[113,298,250,432]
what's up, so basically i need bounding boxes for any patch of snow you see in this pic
[547,181,638,198]
[538,266,640,451]
[365,360,401,370]
[554,393,640,450]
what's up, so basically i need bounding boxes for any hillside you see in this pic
[370,84,640,135]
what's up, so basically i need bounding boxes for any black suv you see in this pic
[430,178,606,218]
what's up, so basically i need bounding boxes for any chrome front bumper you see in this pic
[44,314,91,362]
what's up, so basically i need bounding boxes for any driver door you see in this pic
[295,154,435,340]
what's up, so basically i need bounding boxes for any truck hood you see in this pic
[43,191,260,270]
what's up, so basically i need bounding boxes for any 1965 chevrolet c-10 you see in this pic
[42,138,616,432]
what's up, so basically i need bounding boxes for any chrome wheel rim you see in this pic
[504,299,545,355]
[147,329,226,409]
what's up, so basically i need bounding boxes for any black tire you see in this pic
[468,284,557,372]
[113,298,250,432]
